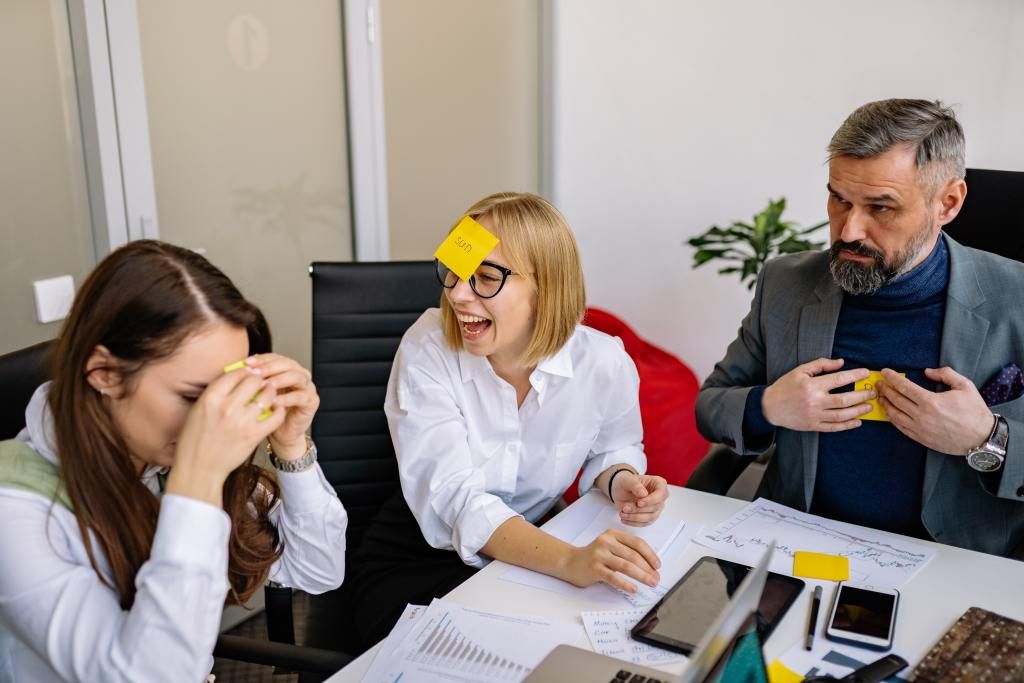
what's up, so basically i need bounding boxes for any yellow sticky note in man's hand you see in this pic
[854,370,905,422]
[793,551,849,581]
[434,216,500,281]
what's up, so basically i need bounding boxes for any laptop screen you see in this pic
[701,612,769,683]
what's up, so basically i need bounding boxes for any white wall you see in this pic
[549,0,1024,380]
[0,0,95,353]
[381,0,540,260]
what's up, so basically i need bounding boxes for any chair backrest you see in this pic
[945,168,1024,263]
[0,341,53,440]
[309,261,440,551]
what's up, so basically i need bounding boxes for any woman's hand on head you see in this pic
[246,354,320,460]
[612,472,669,527]
[562,528,661,593]
[168,363,285,504]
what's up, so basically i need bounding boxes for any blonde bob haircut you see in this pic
[439,192,586,367]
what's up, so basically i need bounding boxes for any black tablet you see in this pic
[630,555,805,655]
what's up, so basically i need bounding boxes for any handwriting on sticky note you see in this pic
[433,216,500,281]
[853,370,904,422]
[793,551,849,581]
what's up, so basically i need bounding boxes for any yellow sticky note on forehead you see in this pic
[854,370,905,422]
[434,216,500,281]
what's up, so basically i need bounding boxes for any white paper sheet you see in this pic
[364,599,584,683]
[359,603,427,683]
[581,607,687,668]
[694,498,935,588]
[500,498,701,606]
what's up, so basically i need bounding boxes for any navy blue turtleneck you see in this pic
[811,236,949,538]
[743,236,950,538]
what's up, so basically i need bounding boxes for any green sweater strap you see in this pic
[0,439,72,510]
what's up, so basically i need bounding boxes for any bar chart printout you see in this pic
[377,599,581,683]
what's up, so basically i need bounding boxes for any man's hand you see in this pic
[877,367,994,455]
[762,358,874,432]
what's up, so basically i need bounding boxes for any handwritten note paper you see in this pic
[434,215,500,281]
[581,608,686,668]
[854,370,904,422]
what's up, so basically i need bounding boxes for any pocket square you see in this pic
[980,363,1024,406]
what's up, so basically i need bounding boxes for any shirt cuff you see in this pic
[743,385,774,439]
[275,464,339,515]
[578,446,647,497]
[453,493,521,567]
[153,494,231,568]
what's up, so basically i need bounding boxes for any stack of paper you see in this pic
[501,498,701,607]
[359,599,584,683]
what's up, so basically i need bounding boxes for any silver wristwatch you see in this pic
[966,413,1008,473]
[267,436,318,473]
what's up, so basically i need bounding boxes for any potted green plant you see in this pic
[687,198,828,289]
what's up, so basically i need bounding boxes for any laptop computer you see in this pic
[524,542,775,683]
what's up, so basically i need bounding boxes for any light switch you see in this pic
[33,275,75,324]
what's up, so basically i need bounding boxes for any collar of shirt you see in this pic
[455,336,575,407]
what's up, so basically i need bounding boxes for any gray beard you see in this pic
[829,254,893,295]
[828,223,935,295]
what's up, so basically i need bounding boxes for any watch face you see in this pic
[968,450,1002,472]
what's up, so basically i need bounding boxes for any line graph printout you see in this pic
[377,599,582,683]
[695,498,935,588]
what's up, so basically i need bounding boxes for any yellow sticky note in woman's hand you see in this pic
[793,551,849,581]
[434,216,499,281]
[223,359,272,420]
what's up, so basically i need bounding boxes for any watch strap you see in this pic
[267,436,317,473]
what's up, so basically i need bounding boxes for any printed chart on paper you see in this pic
[695,498,934,588]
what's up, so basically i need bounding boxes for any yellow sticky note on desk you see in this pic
[767,660,804,683]
[434,216,500,281]
[854,370,904,422]
[793,551,849,581]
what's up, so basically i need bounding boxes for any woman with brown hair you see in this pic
[0,241,347,682]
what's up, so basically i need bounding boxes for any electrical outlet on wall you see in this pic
[33,275,75,324]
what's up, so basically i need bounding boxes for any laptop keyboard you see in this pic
[611,669,670,683]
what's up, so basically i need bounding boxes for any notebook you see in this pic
[912,606,1024,682]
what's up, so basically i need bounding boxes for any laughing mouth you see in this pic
[456,313,492,338]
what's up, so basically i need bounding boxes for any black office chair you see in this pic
[0,341,52,440]
[0,342,352,678]
[254,261,441,678]
[945,168,1024,263]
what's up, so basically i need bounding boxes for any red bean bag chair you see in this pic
[562,307,709,504]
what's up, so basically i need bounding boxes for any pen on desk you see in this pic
[805,585,823,650]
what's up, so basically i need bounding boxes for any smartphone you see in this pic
[630,556,805,655]
[824,582,899,651]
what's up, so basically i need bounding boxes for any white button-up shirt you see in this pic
[386,309,646,567]
[0,385,348,683]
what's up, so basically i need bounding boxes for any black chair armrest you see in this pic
[686,444,775,497]
[214,634,353,674]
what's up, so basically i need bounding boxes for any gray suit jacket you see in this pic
[696,234,1024,557]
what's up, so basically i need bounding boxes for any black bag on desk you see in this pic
[912,606,1024,682]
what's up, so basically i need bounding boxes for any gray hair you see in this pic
[828,99,966,191]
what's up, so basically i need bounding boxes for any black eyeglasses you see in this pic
[435,259,515,299]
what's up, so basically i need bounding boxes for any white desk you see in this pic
[327,486,1024,682]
